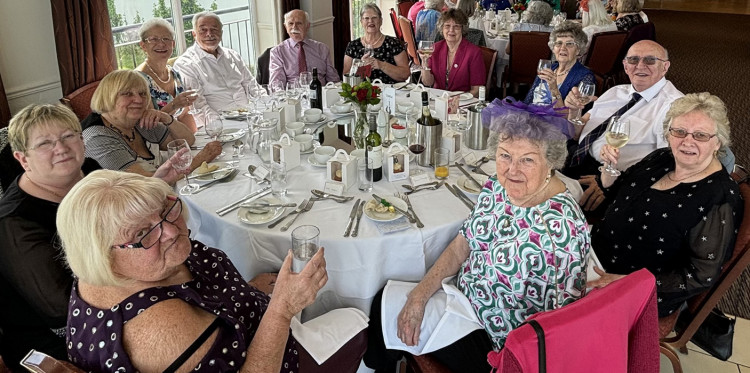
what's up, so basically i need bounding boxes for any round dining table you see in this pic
[181,94,496,321]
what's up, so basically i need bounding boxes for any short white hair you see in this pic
[284,9,310,26]
[192,11,222,30]
[138,18,175,40]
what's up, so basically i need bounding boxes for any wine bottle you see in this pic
[415,91,441,167]
[366,112,383,182]
[417,91,435,126]
[475,86,488,111]
[310,68,322,110]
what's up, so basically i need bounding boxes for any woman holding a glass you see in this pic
[524,21,595,108]
[419,9,486,97]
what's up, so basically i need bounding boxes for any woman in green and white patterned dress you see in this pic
[382,99,591,371]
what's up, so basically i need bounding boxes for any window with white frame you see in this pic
[107,0,257,71]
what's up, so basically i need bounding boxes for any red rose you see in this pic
[370,89,377,99]
[356,89,368,101]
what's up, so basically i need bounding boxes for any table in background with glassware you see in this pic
[177,84,498,320]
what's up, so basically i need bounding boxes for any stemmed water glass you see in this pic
[569,81,596,125]
[258,84,274,111]
[186,88,202,115]
[299,72,312,108]
[599,116,630,177]
[204,112,224,141]
[167,139,198,195]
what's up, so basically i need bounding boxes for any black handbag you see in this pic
[679,307,735,361]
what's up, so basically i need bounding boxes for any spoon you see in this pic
[401,181,439,191]
[246,165,269,184]
[311,189,354,203]
[405,181,445,195]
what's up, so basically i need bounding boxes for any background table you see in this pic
[182,108,496,320]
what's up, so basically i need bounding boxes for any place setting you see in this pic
[237,196,296,225]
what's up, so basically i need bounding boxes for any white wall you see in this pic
[0,0,63,114]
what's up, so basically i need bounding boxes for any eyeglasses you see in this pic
[624,55,668,65]
[361,16,380,22]
[668,127,717,142]
[144,37,174,44]
[442,24,462,31]
[28,132,82,153]
[553,41,577,49]
[112,196,182,250]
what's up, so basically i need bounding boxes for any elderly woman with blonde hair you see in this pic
[135,18,198,132]
[82,70,220,177]
[580,0,617,41]
[590,93,742,317]
[58,170,366,372]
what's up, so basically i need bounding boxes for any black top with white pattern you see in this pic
[593,148,743,317]
[66,241,299,372]
[345,36,405,84]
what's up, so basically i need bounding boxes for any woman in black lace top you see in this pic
[589,93,743,317]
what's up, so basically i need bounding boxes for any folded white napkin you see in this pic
[381,277,483,355]
[290,307,369,364]
[374,216,412,234]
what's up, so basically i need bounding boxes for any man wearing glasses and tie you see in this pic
[564,40,734,214]
[269,10,340,86]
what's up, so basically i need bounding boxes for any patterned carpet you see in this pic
[645,9,750,319]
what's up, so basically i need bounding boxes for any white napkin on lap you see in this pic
[290,308,369,364]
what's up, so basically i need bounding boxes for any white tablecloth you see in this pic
[182,104,495,320]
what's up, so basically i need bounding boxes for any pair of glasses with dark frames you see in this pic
[112,196,182,250]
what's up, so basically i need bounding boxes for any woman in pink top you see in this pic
[419,9,486,96]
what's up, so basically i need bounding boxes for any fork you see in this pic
[268,199,307,229]
[396,192,424,228]
[281,199,315,232]
[405,181,445,195]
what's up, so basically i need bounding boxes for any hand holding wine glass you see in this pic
[599,117,630,176]
[568,82,596,125]
[418,41,435,70]
[167,139,198,195]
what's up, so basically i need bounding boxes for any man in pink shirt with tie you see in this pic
[269,10,340,86]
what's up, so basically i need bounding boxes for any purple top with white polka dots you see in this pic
[66,240,299,372]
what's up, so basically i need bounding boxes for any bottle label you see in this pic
[309,89,317,100]
[368,145,383,169]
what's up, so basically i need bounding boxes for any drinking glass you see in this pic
[434,148,450,179]
[537,59,553,74]
[204,113,224,141]
[599,117,630,177]
[270,161,288,197]
[359,158,374,192]
[418,40,435,69]
[299,72,313,107]
[363,44,375,59]
[569,82,596,126]
[291,225,320,273]
[258,84,274,111]
[167,139,198,195]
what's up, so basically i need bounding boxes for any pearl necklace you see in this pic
[363,33,384,47]
[146,61,172,84]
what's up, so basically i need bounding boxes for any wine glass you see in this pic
[537,59,553,74]
[569,82,596,125]
[409,118,427,164]
[167,139,198,195]
[185,88,201,115]
[258,84,274,111]
[418,41,435,69]
[204,113,224,141]
[299,72,313,108]
[363,44,375,59]
[599,117,630,177]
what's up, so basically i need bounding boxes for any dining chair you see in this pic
[659,170,750,373]
[256,47,273,85]
[582,30,628,96]
[398,15,421,68]
[390,8,405,42]
[501,32,552,98]
[397,0,417,17]
[59,80,101,122]
[479,46,498,94]
[0,126,23,199]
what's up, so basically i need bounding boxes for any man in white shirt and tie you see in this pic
[173,11,259,124]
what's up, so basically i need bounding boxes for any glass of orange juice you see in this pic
[434,148,450,180]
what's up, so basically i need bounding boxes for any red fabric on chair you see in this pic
[493,269,659,373]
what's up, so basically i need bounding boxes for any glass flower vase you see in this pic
[353,105,368,149]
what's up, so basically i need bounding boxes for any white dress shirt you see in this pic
[579,78,683,171]
[173,45,259,123]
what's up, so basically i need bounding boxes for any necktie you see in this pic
[569,93,643,167]
[298,42,307,75]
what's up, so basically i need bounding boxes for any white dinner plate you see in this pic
[308,156,328,168]
[220,109,250,120]
[237,197,286,225]
[301,114,328,125]
[329,107,354,115]
[393,82,415,90]
[459,93,474,101]
[191,162,235,180]
[364,196,409,222]
[456,173,490,195]
[217,128,246,143]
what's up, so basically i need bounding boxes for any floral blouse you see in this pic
[138,67,186,116]
[457,176,590,348]
[594,148,742,317]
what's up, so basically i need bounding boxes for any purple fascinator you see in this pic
[481,97,575,140]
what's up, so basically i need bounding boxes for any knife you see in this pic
[455,163,484,191]
[452,183,477,207]
[351,202,365,237]
[193,169,238,194]
[216,187,271,216]
[281,199,315,232]
[445,184,474,210]
[343,199,361,237]
[372,194,415,223]
[269,198,308,229]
